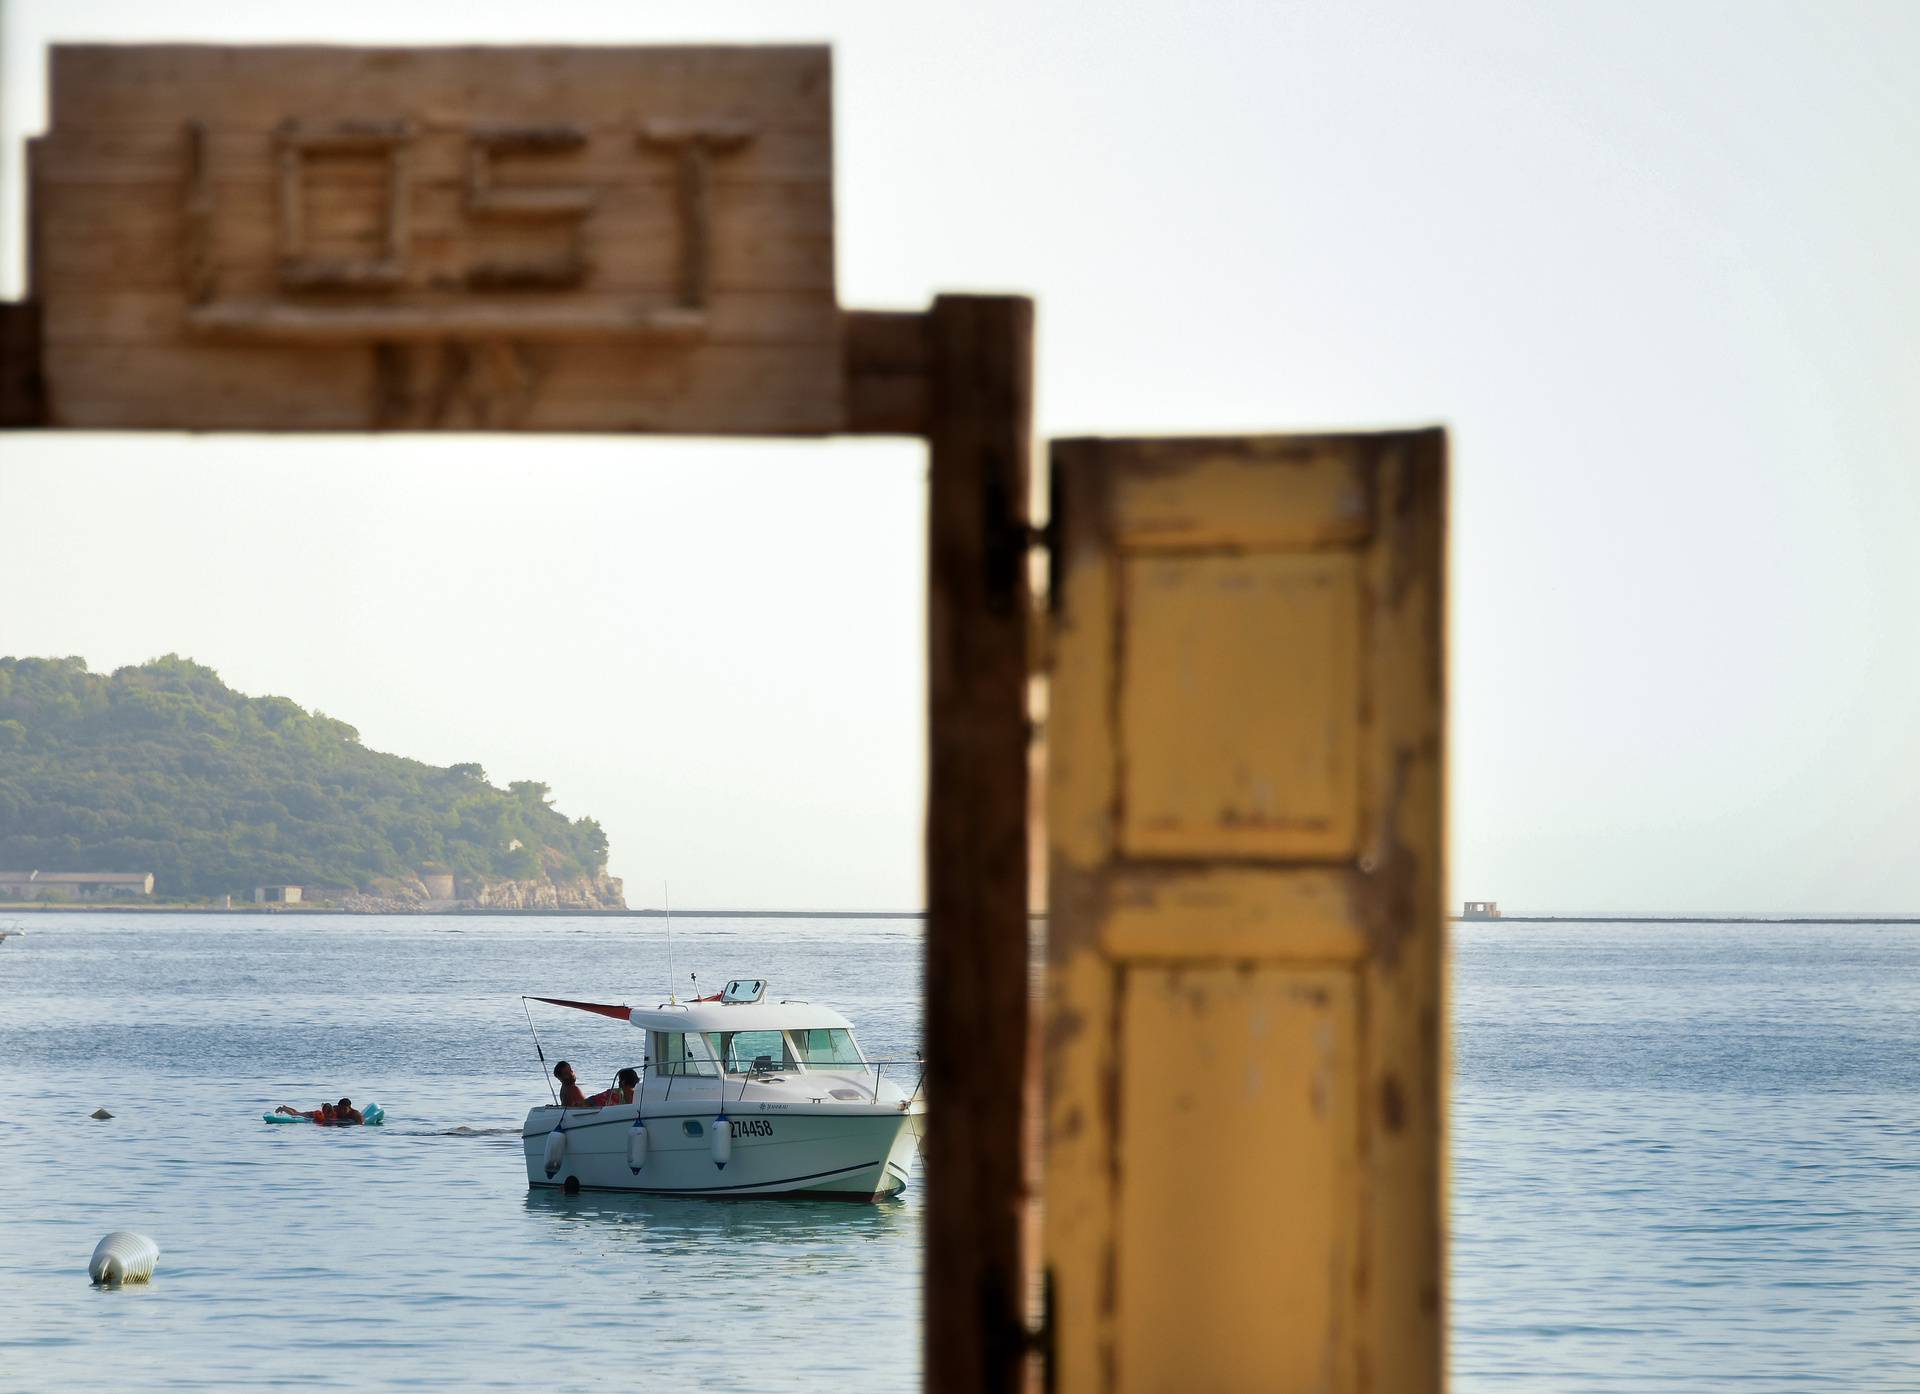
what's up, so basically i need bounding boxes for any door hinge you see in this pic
[1028,1268,1056,1393]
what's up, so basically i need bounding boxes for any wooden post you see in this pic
[925,293,1036,1394]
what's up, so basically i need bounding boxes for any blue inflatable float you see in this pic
[263,1103,385,1126]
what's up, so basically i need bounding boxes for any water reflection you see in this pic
[522,1186,911,1250]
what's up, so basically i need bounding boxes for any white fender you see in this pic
[711,1115,732,1170]
[89,1232,159,1285]
[543,1126,568,1178]
[626,1120,648,1173]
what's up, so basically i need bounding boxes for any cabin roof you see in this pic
[626,999,855,1033]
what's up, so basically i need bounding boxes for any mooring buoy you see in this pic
[89,1232,160,1285]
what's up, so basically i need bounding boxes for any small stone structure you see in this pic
[1462,900,1501,920]
[0,870,154,898]
[253,885,303,904]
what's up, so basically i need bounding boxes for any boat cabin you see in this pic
[629,987,869,1082]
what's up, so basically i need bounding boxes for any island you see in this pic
[0,655,624,911]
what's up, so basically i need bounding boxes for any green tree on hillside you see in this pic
[0,655,615,901]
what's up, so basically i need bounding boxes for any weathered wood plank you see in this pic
[843,309,930,435]
[34,178,834,295]
[31,125,831,186]
[43,289,836,347]
[1097,865,1370,962]
[1355,428,1449,1392]
[0,302,47,427]
[1107,435,1377,550]
[43,340,845,433]
[1042,438,1122,1394]
[34,45,839,435]
[1118,550,1363,859]
[51,45,832,130]
[925,294,1036,1394]
[1115,966,1361,1393]
[34,173,835,235]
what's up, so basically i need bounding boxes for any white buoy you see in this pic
[89,1232,159,1285]
[626,1120,648,1173]
[543,1128,567,1178]
[711,1115,732,1170]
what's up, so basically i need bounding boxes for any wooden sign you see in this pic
[30,45,839,432]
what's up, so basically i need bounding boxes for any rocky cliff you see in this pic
[337,875,625,913]
[468,869,627,910]
[336,849,626,913]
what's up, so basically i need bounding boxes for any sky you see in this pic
[3,1,1919,912]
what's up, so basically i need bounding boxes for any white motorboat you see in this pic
[521,977,924,1201]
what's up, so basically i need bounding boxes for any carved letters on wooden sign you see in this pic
[32,46,840,432]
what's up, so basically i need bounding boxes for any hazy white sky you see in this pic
[4,2,1918,912]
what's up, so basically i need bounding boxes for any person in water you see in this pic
[554,1061,586,1107]
[333,1098,364,1126]
[583,1067,639,1107]
[273,1101,337,1124]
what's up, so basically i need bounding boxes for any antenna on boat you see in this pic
[664,881,676,1004]
[521,997,560,1105]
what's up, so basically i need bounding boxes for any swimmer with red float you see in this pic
[272,1097,363,1126]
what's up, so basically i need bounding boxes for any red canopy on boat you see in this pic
[527,996,632,1022]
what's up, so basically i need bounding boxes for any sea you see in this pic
[2,913,1918,1392]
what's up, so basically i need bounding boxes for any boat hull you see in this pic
[523,1101,921,1201]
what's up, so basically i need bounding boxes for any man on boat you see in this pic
[554,1061,587,1107]
[583,1068,638,1107]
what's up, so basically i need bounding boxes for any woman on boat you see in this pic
[583,1067,639,1107]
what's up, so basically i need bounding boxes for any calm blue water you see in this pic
[3,914,1920,1391]
[0,915,926,1392]
[1452,919,1920,1391]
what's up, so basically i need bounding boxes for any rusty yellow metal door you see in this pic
[1044,432,1447,1393]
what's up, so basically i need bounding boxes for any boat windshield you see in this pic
[650,1030,717,1077]
[707,1029,799,1074]
[788,1027,864,1068]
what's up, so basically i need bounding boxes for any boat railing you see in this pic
[587,1055,927,1108]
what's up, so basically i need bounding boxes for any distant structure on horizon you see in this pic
[0,870,154,899]
[253,884,302,905]
[1462,900,1501,920]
